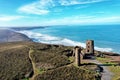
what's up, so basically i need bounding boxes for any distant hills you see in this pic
[0,29,32,43]
[10,26,45,31]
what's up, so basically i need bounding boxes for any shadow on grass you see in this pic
[98,63,117,66]
[82,62,116,66]
[81,63,104,72]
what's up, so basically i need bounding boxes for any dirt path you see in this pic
[29,49,39,80]
[89,59,113,80]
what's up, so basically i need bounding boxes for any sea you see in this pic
[18,25,120,53]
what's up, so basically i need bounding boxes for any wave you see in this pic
[18,30,113,52]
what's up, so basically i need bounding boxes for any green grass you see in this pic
[68,56,74,63]
[109,66,120,80]
[22,78,29,80]
[0,46,33,80]
[96,57,111,63]
[30,45,71,69]
[34,66,97,80]
[39,68,46,74]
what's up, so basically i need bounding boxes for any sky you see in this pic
[0,0,120,27]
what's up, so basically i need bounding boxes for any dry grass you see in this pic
[109,66,120,80]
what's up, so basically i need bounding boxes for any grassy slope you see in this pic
[29,42,99,80]
[30,43,71,69]
[0,42,33,80]
[0,42,98,80]
[34,65,96,80]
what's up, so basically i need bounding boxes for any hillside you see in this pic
[10,26,45,31]
[0,42,100,80]
[0,29,32,43]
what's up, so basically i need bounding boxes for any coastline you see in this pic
[0,28,120,80]
[18,30,120,54]
[0,28,119,55]
[10,26,46,31]
[0,29,32,43]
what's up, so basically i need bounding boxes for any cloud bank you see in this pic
[59,0,105,6]
[39,15,120,25]
[0,15,24,21]
[18,0,106,15]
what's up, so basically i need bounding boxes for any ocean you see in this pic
[18,25,120,53]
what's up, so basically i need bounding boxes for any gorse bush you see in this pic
[34,66,96,80]
[30,45,71,69]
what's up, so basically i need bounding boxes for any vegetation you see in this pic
[0,42,100,80]
[68,56,75,63]
[109,66,120,80]
[96,57,116,66]
[34,65,97,80]
[22,78,29,80]
[96,57,111,63]
[0,46,33,80]
[29,43,72,69]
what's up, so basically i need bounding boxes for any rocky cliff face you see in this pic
[0,29,32,43]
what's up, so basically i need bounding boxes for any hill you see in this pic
[10,26,45,31]
[0,29,32,43]
[0,42,100,80]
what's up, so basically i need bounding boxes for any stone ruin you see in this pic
[73,46,83,66]
[86,40,94,55]
[73,40,94,66]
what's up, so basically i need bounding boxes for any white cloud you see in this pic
[0,15,119,26]
[39,16,120,25]
[0,15,24,21]
[59,0,106,6]
[18,0,106,15]
[75,5,89,9]
[18,0,54,15]
[92,16,120,23]
[19,5,49,15]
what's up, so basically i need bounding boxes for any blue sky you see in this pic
[0,0,120,26]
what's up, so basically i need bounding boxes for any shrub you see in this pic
[34,66,97,80]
